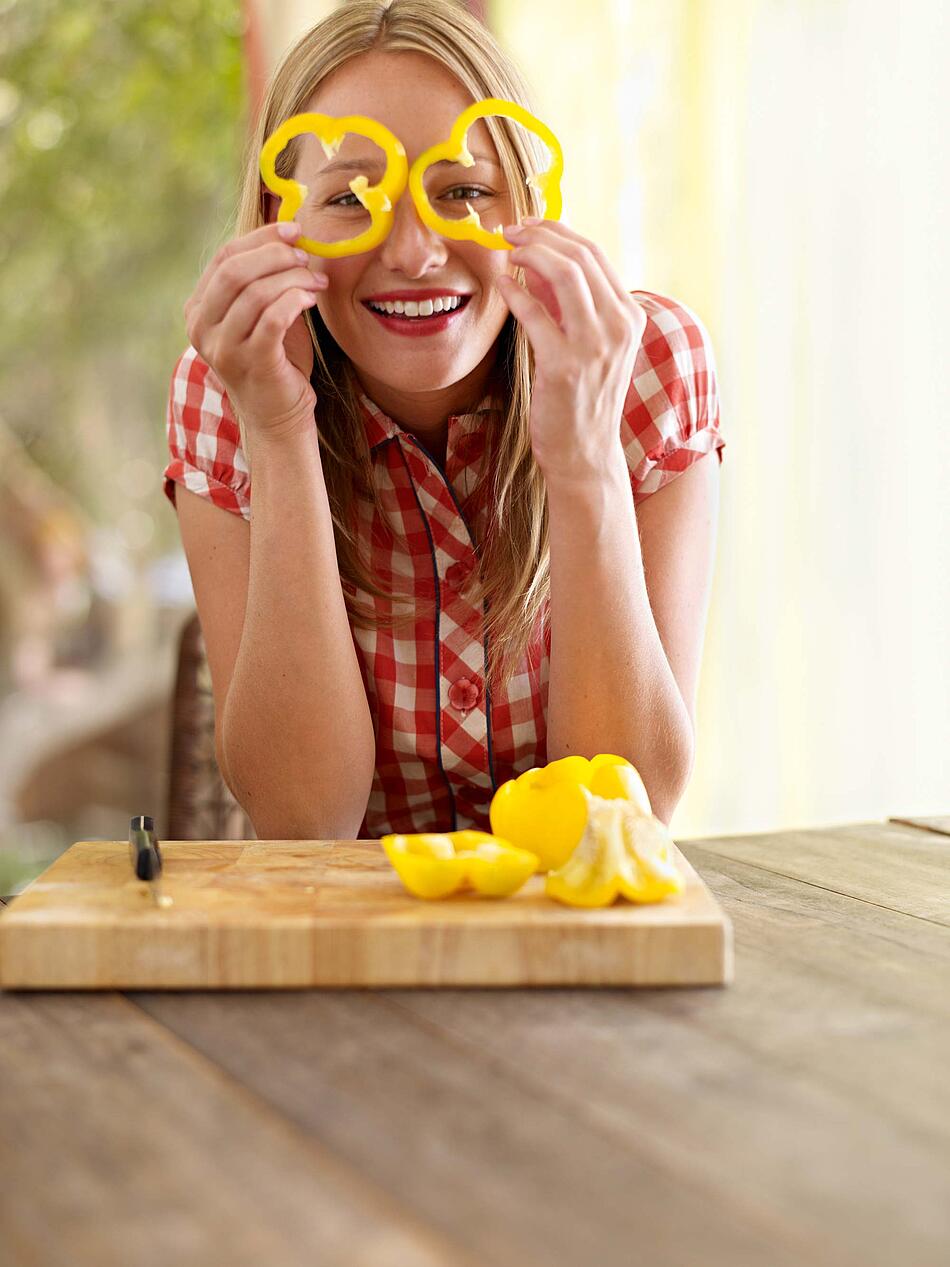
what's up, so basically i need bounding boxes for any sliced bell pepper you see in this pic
[545,787,684,908]
[259,111,408,258]
[259,98,562,258]
[380,829,539,900]
[488,753,653,873]
[407,97,563,249]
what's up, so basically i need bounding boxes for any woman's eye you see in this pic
[442,186,491,201]
[326,185,493,209]
[326,192,362,209]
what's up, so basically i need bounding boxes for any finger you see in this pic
[510,229,621,330]
[495,273,563,362]
[217,267,326,347]
[196,241,324,335]
[246,286,321,357]
[519,217,637,312]
[506,240,598,343]
[190,222,311,308]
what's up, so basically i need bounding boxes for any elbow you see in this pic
[222,755,371,842]
[219,719,374,841]
[237,771,372,841]
[215,727,238,802]
[249,809,368,842]
[650,736,694,829]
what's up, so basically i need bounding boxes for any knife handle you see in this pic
[129,815,163,882]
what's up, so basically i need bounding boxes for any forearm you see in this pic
[222,423,376,839]
[545,448,694,826]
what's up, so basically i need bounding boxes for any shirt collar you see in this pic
[357,388,504,453]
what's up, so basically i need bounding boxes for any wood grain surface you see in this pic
[680,819,950,923]
[0,838,732,989]
[0,991,474,1267]
[2,817,947,1267]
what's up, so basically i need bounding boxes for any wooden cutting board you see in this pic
[0,838,733,989]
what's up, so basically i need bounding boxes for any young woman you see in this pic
[163,0,725,841]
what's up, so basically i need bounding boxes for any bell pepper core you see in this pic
[489,753,653,873]
[381,829,539,900]
[407,97,564,249]
[545,787,684,908]
[259,111,409,259]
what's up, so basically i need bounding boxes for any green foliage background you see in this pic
[0,0,245,548]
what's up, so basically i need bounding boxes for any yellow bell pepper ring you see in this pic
[545,788,685,909]
[259,111,408,259]
[488,753,653,873]
[408,97,564,250]
[381,830,539,900]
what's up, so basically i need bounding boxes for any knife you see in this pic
[129,814,169,907]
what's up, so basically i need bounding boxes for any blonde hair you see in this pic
[232,0,550,696]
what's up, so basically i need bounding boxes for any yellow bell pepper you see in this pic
[408,97,563,250]
[488,753,652,872]
[380,829,539,900]
[259,98,562,258]
[545,788,684,908]
[259,111,409,258]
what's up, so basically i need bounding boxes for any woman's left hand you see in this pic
[497,218,647,488]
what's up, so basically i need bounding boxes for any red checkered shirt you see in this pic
[164,289,725,837]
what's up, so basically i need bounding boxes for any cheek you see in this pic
[321,259,364,303]
[456,245,513,297]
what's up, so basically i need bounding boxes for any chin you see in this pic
[374,364,475,392]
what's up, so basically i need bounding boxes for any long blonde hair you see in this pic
[232,0,550,696]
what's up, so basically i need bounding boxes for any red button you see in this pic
[448,677,481,712]
[445,560,472,588]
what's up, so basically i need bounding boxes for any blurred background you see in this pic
[1,0,947,894]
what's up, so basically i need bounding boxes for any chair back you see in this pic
[166,612,255,841]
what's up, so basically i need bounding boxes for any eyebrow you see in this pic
[312,153,502,177]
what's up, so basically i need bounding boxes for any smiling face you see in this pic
[267,49,517,441]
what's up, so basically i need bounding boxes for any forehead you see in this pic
[303,49,499,166]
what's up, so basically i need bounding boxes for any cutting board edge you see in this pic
[0,910,733,990]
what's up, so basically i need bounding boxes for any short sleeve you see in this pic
[163,345,251,520]
[620,291,725,505]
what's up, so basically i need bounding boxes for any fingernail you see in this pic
[504,223,524,237]
[522,216,542,225]
[278,221,301,239]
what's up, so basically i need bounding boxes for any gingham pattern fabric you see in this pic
[164,289,725,837]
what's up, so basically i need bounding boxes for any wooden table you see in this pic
[1,815,948,1267]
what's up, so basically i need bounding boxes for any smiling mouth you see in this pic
[361,296,472,321]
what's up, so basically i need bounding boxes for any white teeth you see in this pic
[368,295,464,317]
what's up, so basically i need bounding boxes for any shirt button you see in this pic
[448,677,481,712]
[445,560,471,588]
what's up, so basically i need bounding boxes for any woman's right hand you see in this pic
[183,222,328,439]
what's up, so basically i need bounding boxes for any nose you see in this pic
[376,185,449,273]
